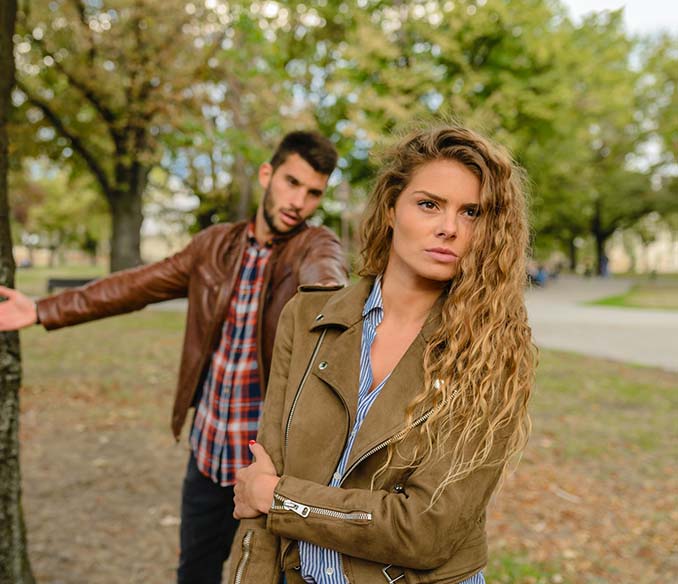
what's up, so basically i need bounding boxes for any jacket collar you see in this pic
[310,275,446,342]
[309,276,374,332]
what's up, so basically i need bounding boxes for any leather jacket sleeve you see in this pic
[297,227,348,287]
[36,227,215,330]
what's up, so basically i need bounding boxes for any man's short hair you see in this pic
[270,130,338,176]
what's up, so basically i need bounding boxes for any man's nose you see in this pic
[289,188,306,210]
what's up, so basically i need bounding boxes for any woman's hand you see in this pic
[233,441,281,519]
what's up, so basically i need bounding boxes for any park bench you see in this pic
[47,278,95,294]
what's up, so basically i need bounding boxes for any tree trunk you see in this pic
[0,0,36,581]
[592,199,606,276]
[567,237,577,272]
[108,188,144,272]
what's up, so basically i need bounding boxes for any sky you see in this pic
[561,0,678,35]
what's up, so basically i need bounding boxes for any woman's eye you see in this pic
[463,207,480,218]
[418,200,437,210]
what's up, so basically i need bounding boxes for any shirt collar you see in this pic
[246,221,273,248]
[362,275,384,319]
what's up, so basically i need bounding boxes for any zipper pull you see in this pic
[282,499,311,517]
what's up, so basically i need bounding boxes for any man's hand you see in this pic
[233,441,280,519]
[0,286,38,331]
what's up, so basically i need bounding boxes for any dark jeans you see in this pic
[177,452,239,584]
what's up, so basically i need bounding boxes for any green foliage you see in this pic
[10,160,109,256]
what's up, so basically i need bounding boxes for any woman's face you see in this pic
[387,158,481,284]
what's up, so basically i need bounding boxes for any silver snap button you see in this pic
[318,361,328,370]
[333,472,341,481]
[315,313,324,321]
[393,483,404,493]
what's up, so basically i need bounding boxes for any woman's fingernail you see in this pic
[249,440,256,445]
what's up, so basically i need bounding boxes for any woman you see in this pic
[230,125,535,584]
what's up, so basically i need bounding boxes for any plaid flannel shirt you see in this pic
[190,223,271,486]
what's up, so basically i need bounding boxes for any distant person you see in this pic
[534,264,548,286]
[600,253,609,278]
[0,130,349,584]
[551,260,563,280]
[229,125,535,584]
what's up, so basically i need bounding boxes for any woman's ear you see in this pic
[387,205,395,229]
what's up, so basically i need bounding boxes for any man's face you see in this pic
[257,153,329,236]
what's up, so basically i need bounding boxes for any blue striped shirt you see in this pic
[299,278,485,584]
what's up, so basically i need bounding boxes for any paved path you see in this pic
[526,275,678,372]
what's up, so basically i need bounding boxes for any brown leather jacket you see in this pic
[230,278,516,584]
[36,221,348,439]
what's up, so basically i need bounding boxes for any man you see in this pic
[0,130,348,583]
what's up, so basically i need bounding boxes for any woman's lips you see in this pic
[425,248,458,263]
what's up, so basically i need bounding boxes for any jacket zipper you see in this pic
[338,394,456,488]
[284,329,328,451]
[272,493,372,521]
[233,529,253,584]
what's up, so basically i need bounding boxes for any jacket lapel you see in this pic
[344,292,445,471]
[309,278,373,428]
[343,333,427,471]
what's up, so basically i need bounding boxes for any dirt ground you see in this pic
[17,315,678,584]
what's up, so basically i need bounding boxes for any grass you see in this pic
[486,552,569,583]
[15,264,106,297]
[591,281,678,310]
[530,350,677,472]
[20,310,186,429]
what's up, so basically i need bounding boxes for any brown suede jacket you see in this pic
[36,221,348,439]
[230,278,515,584]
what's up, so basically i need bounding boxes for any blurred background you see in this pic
[0,1,676,583]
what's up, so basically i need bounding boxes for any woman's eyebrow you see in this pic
[411,190,446,202]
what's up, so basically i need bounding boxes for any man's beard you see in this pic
[262,183,300,235]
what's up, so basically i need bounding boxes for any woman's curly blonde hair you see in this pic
[360,124,536,504]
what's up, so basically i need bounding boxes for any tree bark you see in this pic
[108,188,144,272]
[591,199,612,276]
[0,0,36,581]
